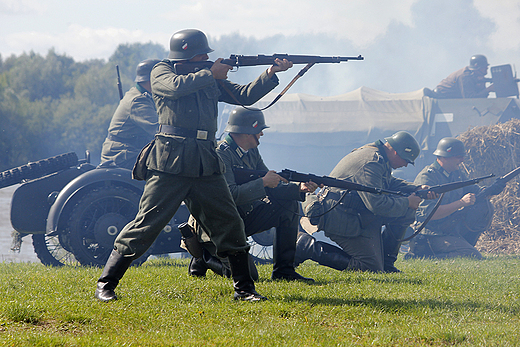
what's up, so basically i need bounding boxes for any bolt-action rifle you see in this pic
[477,166,520,200]
[412,174,495,199]
[116,65,123,100]
[232,168,405,196]
[173,53,364,75]
[174,53,363,110]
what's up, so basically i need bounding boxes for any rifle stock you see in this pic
[232,168,406,196]
[477,166,520,199]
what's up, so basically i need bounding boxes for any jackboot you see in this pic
[272,227,314,283]
[202,249,231,278]
[294,231,351,271]
[228,251,267,301]
[95,249,133,302]
[188,256,208,277]
[382,225,406,273]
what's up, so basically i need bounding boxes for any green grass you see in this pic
[1,255,520,346]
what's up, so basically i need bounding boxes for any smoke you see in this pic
[210,0,510,97]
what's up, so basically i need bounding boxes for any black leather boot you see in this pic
[188,256,208,277]
[95,249,133,302]
[202,249,231,278]
[272,226,314,283]
[294,231,351,271]
[228,252,267,302]
[382,225,406,273]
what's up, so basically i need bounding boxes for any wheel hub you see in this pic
[94,212,130,247]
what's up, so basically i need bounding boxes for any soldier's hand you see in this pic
[299,180,320,193]
[459,193,476,207]
[419,185,438,199]
[408,193,422,210]
[262,170,286,188]
[211,58,232,79]
[267,58,293,78]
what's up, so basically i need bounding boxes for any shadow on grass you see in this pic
[279,294,520,314]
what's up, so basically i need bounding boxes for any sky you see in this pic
[1,0,520,96]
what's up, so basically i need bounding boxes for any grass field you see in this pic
[1,255,519,346]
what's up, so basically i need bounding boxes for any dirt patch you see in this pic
[457,118,520,254]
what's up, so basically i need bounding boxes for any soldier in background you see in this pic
[430,55,494,99]
[296,131,428,273]
[100,59,160,169]
[405,137,494,260]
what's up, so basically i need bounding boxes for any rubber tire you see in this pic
[32,233,79,267]
[66,185,150,267]
[0,152,78,189]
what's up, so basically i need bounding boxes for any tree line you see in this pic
[0,42,168,171]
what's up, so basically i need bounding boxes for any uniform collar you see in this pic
[224,134,247,158]
[432,160,461,179]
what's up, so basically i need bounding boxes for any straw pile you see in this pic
[457,118,520,254]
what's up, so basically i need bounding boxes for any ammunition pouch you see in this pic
[132,139,155,180]
[322,190,372,238]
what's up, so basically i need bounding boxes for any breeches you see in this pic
[326,209,416,272]
[114,170,248,259]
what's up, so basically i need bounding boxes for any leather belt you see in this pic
[158,125,213,141]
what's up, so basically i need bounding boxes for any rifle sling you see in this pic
[398,192,445,242]
[217,63,315,111]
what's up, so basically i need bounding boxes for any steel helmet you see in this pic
[384,131,420,164]
[433,137,466,157]
[134,59,161,82]
[469,55,489,70]
[167,29,214,61]
[224,107,269,135]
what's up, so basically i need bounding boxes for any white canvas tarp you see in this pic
[217,86,520,180]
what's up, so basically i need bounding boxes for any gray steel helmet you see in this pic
[384,131,420,164]
[134,59,161,82]
[433,137,466,157]
[167,29,214,61]
[224,107,269,135]
[469,54,489,70]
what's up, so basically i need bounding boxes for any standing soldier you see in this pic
[94,29,293,302]
[101,59,160,169]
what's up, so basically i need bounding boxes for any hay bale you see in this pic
[457,118,520,254]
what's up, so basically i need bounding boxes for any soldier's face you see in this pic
[389,152,409,169]
[439,156,464,172]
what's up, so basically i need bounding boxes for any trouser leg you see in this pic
[382,210,416,273]
[95,249,134,302]
[186,174,264,299]
[294,231,352,271]
[459,199,494,246]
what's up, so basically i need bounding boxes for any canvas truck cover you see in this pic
[217,87,520,181]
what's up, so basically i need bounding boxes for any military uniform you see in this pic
[407,161,493,259]
[319,140,420,272]
[101,84,158,169]
[211,135,305,276]
[433,66,489,99]
[113,61,279,259]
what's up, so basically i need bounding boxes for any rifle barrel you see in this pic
[222,54,364,67]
